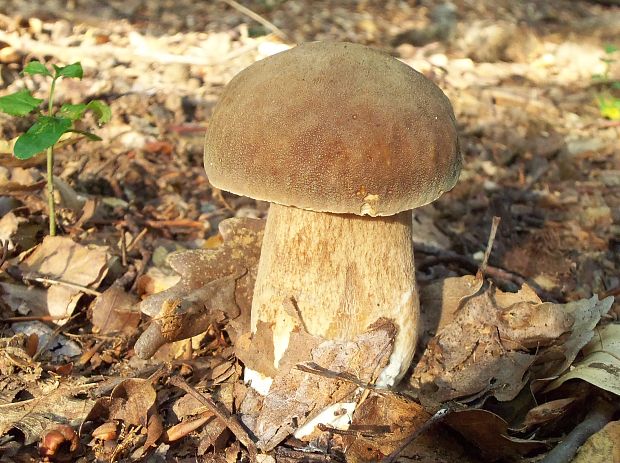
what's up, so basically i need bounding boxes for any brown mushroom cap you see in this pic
[204,41,461,216]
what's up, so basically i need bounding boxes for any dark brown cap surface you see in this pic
[204,41,461,216]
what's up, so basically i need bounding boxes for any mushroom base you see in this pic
[251,203,419,388]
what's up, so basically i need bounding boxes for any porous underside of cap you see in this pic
[204,41,461,216]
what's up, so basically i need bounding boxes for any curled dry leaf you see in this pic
[517,398,577,431]
[134,217,264,358]
[243,318,396,452]
[444,409,547,461]
[546,323,620,396]
[411,276,613,409]
[88,378,157,428]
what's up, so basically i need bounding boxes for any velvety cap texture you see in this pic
[204,41,461,216]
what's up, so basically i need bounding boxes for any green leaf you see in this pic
[603,44,618,55]
[53,62,83,79]
[23,61,53,77]
[0,89,43,116]
[86,100,111,125]
[13,116,72,159]
[58,103,87,121]
[67,129,102,141]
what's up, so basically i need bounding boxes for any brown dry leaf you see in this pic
[411,277,613,408]
[445,409,547,461]
[90,284,140,335]
[85,377,159,436]
[19,236,110,322]
[251,318,396,451]
[235,320,277,379]
[108,378,157,427]
[135,217,263,358]
[517,398,577,431]
[345,393,476,463]
[545,323,620,396]
[571,420,620,463]
[0,379,96,445]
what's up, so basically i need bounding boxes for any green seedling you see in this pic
[0,61,111,236]
[592,44,620,121]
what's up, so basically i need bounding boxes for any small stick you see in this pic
[169,376,257,458]
[32,312,81,361]
[295,362,382,392]
[381,407,452,463]
[145,219,207,229]
[120,227,128,267]
[477,216,501,279]
[221,0,289,41]
[0,239,9,268]
[540,397,618,463]
[0,314,69,323]
[23,275,101,296]
[317,423,392,437]
[126,227,148,253]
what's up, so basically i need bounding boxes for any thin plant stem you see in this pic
[46,77,57,236]
[46,145,55,236]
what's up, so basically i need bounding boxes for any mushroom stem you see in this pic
[251,203,419,388]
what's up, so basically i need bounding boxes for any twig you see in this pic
[601,285,620,299]
[23,275,102,297]
[168,376,257,459]
[32,311,81,361]
[144,219,207,229]
[275,447,345,462]
[0,240,8,268]
[317,423,391,437]
[120,227,128,267]
[477,216,501,278]
[540,397,618,463]
[0,314,69,323]
[415,244,562,302]
[295,362,383,392]
[221,0,289,41]
[381,407,453,463]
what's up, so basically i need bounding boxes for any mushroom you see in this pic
[204,42,461,393]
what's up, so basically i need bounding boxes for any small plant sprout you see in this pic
[0,61,111,236]
[592,44,620,121]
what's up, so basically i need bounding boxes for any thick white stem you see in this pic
[250,203,419,388]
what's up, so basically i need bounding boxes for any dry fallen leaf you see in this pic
[90,284,140,335]
[135,217,263,358]
[412,276,613,409]
[517,397,577,431]
[546,323,620,396]
[344,393,476,463]
[0,379,96,445]
[18,236,110,323]
[444,409,547,461]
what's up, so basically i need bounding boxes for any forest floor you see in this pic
[0,0,619,462]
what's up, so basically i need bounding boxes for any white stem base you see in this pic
[250,204,419,388]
